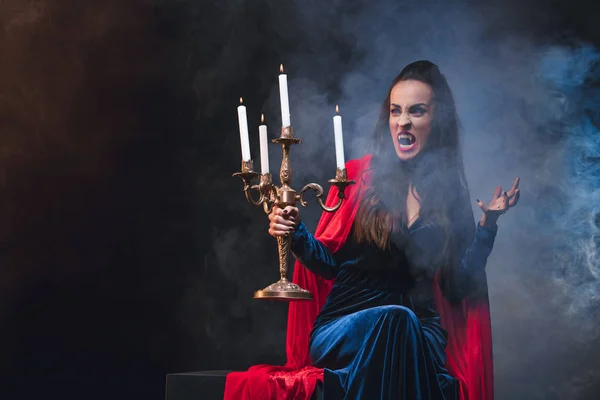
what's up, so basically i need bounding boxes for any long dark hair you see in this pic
[354,60,477,298]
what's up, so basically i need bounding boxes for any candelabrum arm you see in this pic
[244,183,265,206]
[299,168,355,213]
[262,183,278,214]
[233,164,278,212]
[299,183,343,212]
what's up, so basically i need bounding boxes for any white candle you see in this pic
[333,105,345,169]
[237,97,251,162]
[259,114,269,174]
[278,64,291,127]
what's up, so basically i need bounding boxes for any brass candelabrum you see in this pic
[233,125,355,301]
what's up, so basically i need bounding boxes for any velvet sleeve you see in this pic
[460,223,497,272]
[290,221,340,280]
[446,222,497,300]
[408,221,497,300]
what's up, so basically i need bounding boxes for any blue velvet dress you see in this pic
[290,217,497,400]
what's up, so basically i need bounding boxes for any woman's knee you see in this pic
[374,305,419,325]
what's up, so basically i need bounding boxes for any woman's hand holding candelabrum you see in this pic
[232,125,354,301]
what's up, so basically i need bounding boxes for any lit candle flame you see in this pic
[336,104,339,114]
[240,97,244,104]
[261,113,264,124]
[280,64,284,73]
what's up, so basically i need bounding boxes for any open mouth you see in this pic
[397,132,416,151]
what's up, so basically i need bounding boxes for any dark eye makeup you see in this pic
[389,103,428,116]
[409,105,426,115]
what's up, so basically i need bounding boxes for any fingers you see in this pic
[282,205,299,219]
[507,177,520,196]
[268,223,296,237]
[269,205,300,237]
[492,186,502,201]
[477,178,521,218]
[509,188,520,207]
[270,214,296,227]
[505,177,521,207]
[501,190,509,211]
[268,212,296,236]
[476,198,488,213]
[494,191,508,212]
[506,177,520,198]
[272,205,299,217]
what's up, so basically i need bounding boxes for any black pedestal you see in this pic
[165,370,322,400]
[165,370,229,400]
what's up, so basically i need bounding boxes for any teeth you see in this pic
[397,133,415,148]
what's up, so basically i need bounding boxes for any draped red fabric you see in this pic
[224,154,493,400]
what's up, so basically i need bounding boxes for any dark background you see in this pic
[1,1,600,399]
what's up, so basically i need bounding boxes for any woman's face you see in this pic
[388,80,435,161]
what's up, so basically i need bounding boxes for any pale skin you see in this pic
[268,80,521,237]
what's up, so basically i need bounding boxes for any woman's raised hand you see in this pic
[268,205,300,238]
[476,177,520,227]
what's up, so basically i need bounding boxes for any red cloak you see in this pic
[224,154,494,400]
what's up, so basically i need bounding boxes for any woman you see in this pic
[267,60,520,399]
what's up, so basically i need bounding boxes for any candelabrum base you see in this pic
[253,278,313,301]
